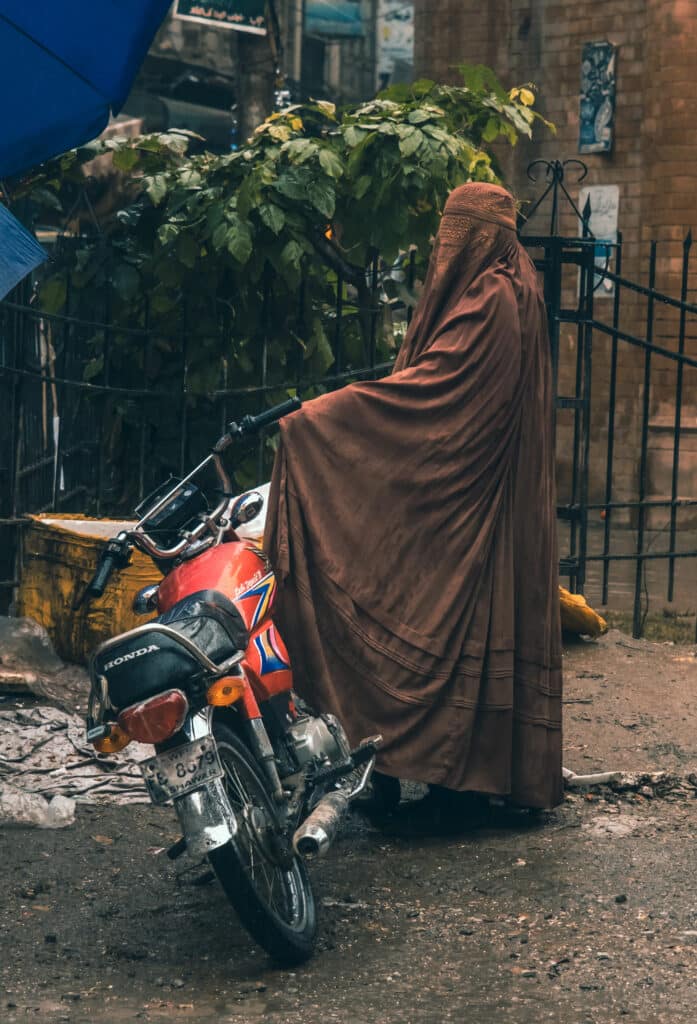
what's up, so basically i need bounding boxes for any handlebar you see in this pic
[86,553,119,600]
[212,396,302,457]
[231,396,302,438]
[75,534,131,608]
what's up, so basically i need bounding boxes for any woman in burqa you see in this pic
[264,182,562,822]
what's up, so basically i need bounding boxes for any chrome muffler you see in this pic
[293,790,349,858]
[292,749,379,858]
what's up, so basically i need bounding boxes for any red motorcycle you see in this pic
[84,398,380,964]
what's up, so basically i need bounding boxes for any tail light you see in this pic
[118,689,189,745]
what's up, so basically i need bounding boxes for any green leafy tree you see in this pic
[10,66,551,494]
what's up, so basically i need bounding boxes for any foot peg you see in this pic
[166,837,187,861]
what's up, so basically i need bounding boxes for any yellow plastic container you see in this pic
[17,515,161,665]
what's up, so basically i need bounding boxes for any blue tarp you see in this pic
[0,1,172,180]
[0,203,46,298]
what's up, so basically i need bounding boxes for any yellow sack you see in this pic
[559,586,607,638]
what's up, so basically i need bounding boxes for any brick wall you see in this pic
[415,0,697,517]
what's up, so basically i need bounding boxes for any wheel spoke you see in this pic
[224,762,249,807]
[258,860,278,913]
[217,737,305,930]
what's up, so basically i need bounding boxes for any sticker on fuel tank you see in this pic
[238,572,276,628]
[253,627,290,674]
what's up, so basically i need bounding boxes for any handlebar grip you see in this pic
[85,553,118,600]
[238,397,302,435]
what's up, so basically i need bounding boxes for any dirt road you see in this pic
[1,631,696,1024]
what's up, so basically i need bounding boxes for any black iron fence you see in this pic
[0,248,410,611]
[2,167,697,637]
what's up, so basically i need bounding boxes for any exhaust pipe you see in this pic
[293,790,349,858]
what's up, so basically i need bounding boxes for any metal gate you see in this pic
[521,160,697,637]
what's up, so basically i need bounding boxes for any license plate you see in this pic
[140,736,223,805]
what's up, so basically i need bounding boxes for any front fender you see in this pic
[173,776,237,858]
[171,707,237,858]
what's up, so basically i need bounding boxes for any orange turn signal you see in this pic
[207,675,246,707]
[92,724,131,754]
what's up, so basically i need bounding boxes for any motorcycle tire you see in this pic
[208,721,317,965]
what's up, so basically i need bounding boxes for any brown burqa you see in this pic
[265,182,563,809]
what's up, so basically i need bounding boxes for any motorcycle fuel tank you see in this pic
[157,541,269,624]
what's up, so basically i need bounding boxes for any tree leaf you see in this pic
[157,133,189,155]
[344,125,368,147]
[309,177,336,219]
[83,355,104,381]
[315,100,337,118]
[274,169,309,201]
[407,109,434,125]
[482,116,500,143]
[319,149,344,179]
[179,168,202,188]
[236,175,261,219]
[269,124,292,143]
[306,318,334,374]
[112,148,140,172]
[353,175,372,199]
[146,174,168,206]
[279,240,304,285]
[226,217,253,264]
[283,138,317,164]
[39,275,67,314]
[399,128,423,158]
[212,220,229,251]
[259,203,285,234]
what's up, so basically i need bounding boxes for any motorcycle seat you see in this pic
[93,590,248,710]
[157,589,248,664]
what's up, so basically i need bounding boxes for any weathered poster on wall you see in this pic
[174,0,266,35]
[305,0,364,37]
[377,0,414,88]
[579,41,616,154]
[579,184,619,297]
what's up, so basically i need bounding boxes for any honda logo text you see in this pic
[104,644,160,671]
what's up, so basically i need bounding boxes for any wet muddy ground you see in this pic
[2,630,696,1024]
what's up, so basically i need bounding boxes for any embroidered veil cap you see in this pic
[441,182,517,232]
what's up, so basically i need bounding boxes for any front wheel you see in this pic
[208,721,317,964]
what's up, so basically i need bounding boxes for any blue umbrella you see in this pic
[0,1,171,297]
[0,0,172,180]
